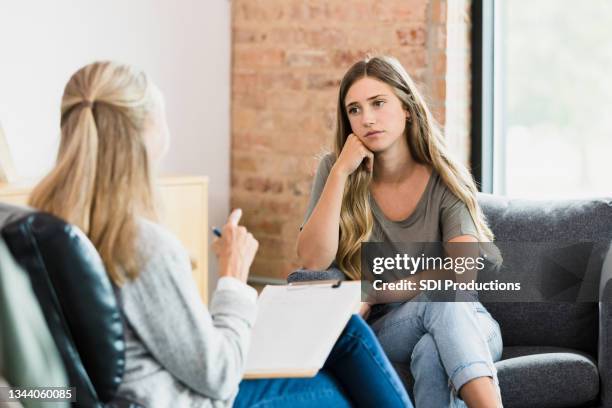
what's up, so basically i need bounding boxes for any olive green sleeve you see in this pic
[301,153,336,229]
[440,189,479,241]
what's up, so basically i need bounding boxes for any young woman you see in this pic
[28,61,413,408]
[297,56,504,408]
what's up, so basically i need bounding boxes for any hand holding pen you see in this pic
[211,209,259,283]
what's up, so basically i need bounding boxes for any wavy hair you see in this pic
[29,61,158,286]
[334,56,495,280]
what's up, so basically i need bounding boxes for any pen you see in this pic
[212,227,222,238]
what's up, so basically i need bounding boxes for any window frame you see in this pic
[470,0,499,194]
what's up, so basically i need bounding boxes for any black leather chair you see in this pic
[1,210,140,407]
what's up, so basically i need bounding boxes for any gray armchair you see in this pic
[288,194,612,408]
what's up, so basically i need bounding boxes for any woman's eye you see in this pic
[348,107,360,115]
[374,100,386,108]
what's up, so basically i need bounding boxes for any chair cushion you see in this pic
[1,213,125,402]
[388,347,598,408]
[496,346,599,408]
[477,195,612,242]
[485,302,599,355]
[478,194,612,355]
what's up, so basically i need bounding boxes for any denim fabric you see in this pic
[235,315,413,407]
[369,297,503,408]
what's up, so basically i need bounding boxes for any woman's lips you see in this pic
[365,130,384,138]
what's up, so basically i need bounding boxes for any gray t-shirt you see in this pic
[303,153,479,243]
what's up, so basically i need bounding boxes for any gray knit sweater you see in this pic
[116,219,257,407]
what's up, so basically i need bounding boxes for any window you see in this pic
[472,0,612,198]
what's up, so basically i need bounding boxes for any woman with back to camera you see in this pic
[297,56,504,408]
[28,61,413,407]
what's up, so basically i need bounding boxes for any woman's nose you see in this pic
[362,108,375,127]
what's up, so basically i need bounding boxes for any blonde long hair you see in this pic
[335,56,495,280]
[29,61,158,286]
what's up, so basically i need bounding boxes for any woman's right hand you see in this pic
[212,209,259,284]
[332,133,374,177]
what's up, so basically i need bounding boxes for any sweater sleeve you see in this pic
[119,220,257,401]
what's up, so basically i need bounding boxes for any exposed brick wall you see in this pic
[231,0,470,281]
[445,0,472,166]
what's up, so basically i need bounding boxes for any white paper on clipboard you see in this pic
[243,280,361,379]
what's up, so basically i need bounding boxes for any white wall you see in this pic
[0,0,230,295]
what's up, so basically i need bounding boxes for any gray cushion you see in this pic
[485,302,599,355]
[477,195,612,242]
[389,346,598,408]
[478,194,612,355]
[496,346,599,408]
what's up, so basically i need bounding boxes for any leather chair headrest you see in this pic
[2,212,125,403]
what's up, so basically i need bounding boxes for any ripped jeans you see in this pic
[369,295,503,408]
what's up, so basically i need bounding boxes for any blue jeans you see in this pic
[235,315,413,407]
[369,297,503,408]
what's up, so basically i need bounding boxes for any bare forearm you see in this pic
[297,167,347,270]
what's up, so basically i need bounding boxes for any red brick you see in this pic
[232,154,257,172]
[396,26,427,46]
[232,90,267,110]
[434,77,447,102]
[326,1,377,21]
[331,49,376,68]
[231,190,304,217]
[305,28,347,48]
[433,53,447,76]
[435,25,447,50]
[286,178,314,197]
[233,1,288,22]
[285,50,329,67]
[232,149,304,176]
[306,74,341,90]
[243,217,285,236]
[232,131,277,153]
[383,1,428,22]
[233,47,286,68]
[243,176,284,194]
[395,48,428,71]
[265,27,306,46]
[431,0,448,24]
[250,258,299,280]
[288,2,332,20]
[233,28,268,44]
[256,236,297,258]
[233,71,303,93]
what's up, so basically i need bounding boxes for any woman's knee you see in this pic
[410,334,442,372]
[424,301,473,316]
[344,314,376,342]
[327,314,378,363]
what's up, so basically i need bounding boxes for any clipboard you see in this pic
[243,280,361,379]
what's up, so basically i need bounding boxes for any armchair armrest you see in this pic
[599,243,612,407]
[287,267,346,283]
